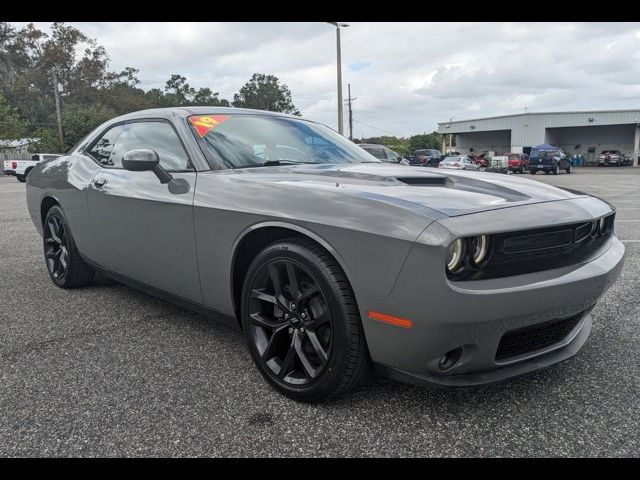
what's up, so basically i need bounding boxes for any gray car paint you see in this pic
[25,107,625,387]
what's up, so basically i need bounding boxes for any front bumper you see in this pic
[358,198,625,386]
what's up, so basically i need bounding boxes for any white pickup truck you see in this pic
[2,154,61,182]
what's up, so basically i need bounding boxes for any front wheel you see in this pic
[566,164,572,174]
[241,238,370,402]
[43,205,95,288]
[530,169,537,175]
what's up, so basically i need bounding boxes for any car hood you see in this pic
[222,163,587,217]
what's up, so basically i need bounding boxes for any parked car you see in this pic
[359,144,409,165]
[469,153,489,168]
[3,154,61,182]
[506,153,530,173]
[528,144,572,175]
[26,107,624,402]
[438,155,480,171]
[411,149,442,167]
[598,150,624,167]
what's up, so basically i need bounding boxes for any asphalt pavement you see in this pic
[0,167,638,457]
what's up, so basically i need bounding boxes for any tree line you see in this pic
[0,22,299,153]
[354,133,446,157]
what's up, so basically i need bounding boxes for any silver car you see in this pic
[26,107,625,402]
[438,155,480,171]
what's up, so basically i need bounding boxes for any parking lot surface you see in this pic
[1,168,639,457]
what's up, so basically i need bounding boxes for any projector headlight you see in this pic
[446,239,466,274]
[471,235,490,266]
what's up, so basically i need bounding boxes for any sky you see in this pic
[12,22,640,138]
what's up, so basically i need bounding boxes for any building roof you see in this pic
[438,108,640,127]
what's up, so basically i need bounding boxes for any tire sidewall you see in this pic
[241,240,359,401]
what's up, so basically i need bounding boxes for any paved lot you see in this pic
[0,168,639,457]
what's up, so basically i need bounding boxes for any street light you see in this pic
[327,22,349,135]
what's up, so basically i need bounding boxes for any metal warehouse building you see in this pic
[437,109,640,166]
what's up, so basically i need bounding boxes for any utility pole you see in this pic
[345,83,357,141]
[52,69,64,152]
[327,22,349,135]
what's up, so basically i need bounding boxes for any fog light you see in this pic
[438,347,463,371]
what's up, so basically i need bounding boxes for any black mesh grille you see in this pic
[495,311,585,361]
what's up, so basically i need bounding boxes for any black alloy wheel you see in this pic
[247,258,332,386]
[241,238,370,402]
[43,205,94,288]
[44,213,69,282]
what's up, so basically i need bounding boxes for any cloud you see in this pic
[12,21,640,137]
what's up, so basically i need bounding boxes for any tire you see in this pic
[566,164,572,174]
[16,175,25,183]
[241,238,370,402]
[43,205,95,288]
[530,169,537,175]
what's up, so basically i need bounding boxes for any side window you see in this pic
[385,148,397,160]
[88,125,125,166]
[110,122,190,171]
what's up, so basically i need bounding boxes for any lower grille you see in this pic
[495,311,585,361]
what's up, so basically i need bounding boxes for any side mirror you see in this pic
[122,149,172,184]
[122,149,159,171]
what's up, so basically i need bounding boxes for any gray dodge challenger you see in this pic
[26,107,625,402]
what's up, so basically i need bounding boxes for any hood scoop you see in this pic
[396,176,451,186]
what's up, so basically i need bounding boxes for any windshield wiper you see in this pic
[234,159,318,169]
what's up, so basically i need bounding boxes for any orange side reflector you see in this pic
[367,310,413,329]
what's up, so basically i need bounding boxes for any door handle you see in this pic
[94,177,108,188]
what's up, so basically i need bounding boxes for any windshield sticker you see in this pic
[190,115,230,137]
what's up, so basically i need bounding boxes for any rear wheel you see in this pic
[43,205,95,288]
[241,238,370,402]
[16,175,25,182]
[529,169,537,175]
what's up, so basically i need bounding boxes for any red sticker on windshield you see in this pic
[189,115,230,137]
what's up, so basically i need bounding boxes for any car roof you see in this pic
[359,144,385,148]
[110,106,308,123]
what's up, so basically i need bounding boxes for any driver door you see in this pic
[85,120,202,303]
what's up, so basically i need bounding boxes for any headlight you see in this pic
[471,235,490,266]
[599,217,607,235]
[446,239,466,274]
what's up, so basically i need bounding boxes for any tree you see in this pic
[191,87,229,107]
[232,73,300,115]
[164,74,195,107]
[0,93,29,147]
[408,132,443,152]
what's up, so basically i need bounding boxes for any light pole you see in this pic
[327,22,349,135]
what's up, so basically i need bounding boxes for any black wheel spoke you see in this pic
[250,312,287,330]
[298,285,320,304]
[48,220,61,244]
[306,331,329,364]
[278,334,297,378]
[294,334,318,379]
[251,288,278,305]
[262,325,288,361]
[286,262,300,298]
[268,264,283,297]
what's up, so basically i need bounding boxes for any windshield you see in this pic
[532,149,561,159]
[188,114,379,169]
